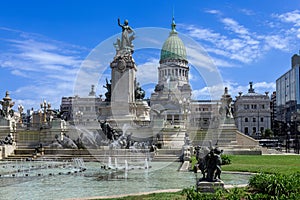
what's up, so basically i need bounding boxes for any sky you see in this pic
[1,0,300,111]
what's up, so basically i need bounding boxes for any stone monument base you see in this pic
[197,180,225,193]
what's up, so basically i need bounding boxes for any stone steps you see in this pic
[4,148,153,162]
[152,154,180,162]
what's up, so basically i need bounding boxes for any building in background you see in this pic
[234,82,271,137]
[276,53,300,124]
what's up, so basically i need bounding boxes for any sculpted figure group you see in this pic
[194,145,223,182]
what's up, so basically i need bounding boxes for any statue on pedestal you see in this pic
[219,87,233,119]
[114,18,135,53]
[194,146,223,182]
[0,91,15,119]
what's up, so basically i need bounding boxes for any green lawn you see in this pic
[99,192,186,200]
[222,155,300,174]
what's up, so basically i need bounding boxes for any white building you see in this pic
[234,82,271,137]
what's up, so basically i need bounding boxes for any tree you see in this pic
[264,128,274,138]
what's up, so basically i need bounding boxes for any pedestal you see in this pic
[197,180,225,193]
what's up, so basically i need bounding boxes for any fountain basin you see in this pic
[0,161,251,200]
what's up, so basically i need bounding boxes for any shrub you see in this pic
[181,187,222,200]
[223,187,247,200]
[221,154,231,165]
[249,172,300,199]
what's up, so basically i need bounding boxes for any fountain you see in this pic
[0,159,251,199]
[0,158,86,181]
[107,157,112,168]
[114,157,118,169]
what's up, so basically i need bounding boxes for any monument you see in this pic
[194,145,224,192]
[108,18,150,128]
[0,91,17,159]
[150,17,192,148]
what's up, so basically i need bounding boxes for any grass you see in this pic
[222,155,300,174]
[99,191,186,200]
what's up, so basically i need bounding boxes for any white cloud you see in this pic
[0,27,89,109]
[263,35,290,51]
[221,18,249,35]
[179,11,300,68]
[239,9,255,16]
[274,10,300,39]
[136,58,159,85]
[276,10,300,26]
[192,83,224,100]
[11,69,29,77]
[186,44,218,72]
[192,81,275,100]
[205,9,222,15]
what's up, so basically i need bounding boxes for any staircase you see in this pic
[151,148,181,162]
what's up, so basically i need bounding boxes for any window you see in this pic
[174,115,179,121]
[244,105,249,109]
[245,118,248,122]
[253,118,256,122]
[244,127,249,134]
[261,104,265,109]
[260,117,264,122]
[203,118,209,125]
[252,127,256,134]
[251,104,257,109]
[260,127,264,133]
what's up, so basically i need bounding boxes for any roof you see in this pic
[160,17,187,63]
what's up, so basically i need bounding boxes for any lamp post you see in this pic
[292,113,300,154]
[286,123,290,153]
[75,111,83,125]
[40,100,50,123]
[296,125,300,154]
[18,104,24,124]
[257,110,261,138]
[179,97,190,128]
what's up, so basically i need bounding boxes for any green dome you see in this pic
[160,19,187,63]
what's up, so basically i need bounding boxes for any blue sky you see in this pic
[1,0,300,110]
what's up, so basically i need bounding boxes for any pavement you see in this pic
[64,189,182,200]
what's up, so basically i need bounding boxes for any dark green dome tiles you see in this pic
[160,18,187,63]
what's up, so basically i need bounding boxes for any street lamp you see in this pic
[179,97,190,128]
[296,125,300,154]
[286,123,291,153]
[18,104,24,124]
[40,100,51,123]
[75,111,83,124]
[290,114,300,154]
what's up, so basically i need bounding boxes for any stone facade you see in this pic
[234,82,271,137]
[189,100,220,129]
[150,17,191,129]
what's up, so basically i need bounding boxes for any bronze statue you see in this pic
[135,82,145,100]
[219,87,233,118]
[0,91,15,119]
[116,18,135,51]
[103,78,111,102]
[194,146,223,182]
